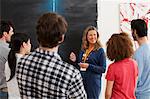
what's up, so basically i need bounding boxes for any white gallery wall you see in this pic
[97,0,150,98]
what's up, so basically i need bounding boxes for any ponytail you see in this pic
[7,50,17,81]
[7,33,30,81]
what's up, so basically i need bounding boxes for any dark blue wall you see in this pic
[1,0,97,67]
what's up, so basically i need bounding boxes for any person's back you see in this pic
[105,33,138,99]
[106,58,138,99]
[17,48,86,98]
[131,19,150,99]
[16,12,86,99]
[133,43,150,96]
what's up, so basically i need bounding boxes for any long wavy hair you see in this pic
[81,26,102,51]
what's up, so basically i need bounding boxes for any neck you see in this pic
[137,36,148,46]
[0,37,6,42]
[19,48,27,55]
[40,46,58,52]
[88,44,95,50]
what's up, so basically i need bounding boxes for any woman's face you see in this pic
[87,30,98,45]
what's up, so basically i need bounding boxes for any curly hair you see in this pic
[106,32,134,62]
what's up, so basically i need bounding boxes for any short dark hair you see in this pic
[106,32,134,62]
[10,33,30,52]
[131,19,147,37]
[36,12,68,48]
[0,20,14,38]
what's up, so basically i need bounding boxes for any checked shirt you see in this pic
[16,48,87,99]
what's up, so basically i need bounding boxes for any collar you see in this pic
[36,48,61,60]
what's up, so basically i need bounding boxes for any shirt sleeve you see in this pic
[87,48,106,74]
[133,52,144,83]
[68,70,87,99]
[105,64,115,81]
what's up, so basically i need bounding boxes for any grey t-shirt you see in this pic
[0,40,10,89]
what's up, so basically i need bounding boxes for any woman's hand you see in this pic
[69,52,76,62]
[78,63,89,69]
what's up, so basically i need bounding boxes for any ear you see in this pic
[134,30,139,38]
[132,29,139,41]
[3,32,8,37]
[58,34,65,44]
[22,42,27,48]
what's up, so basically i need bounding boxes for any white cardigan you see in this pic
[5,53,23,99]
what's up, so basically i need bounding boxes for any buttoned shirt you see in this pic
[16,48,87,99]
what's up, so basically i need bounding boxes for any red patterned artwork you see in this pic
[120,3,150,36]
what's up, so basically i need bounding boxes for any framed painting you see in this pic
[120,3,150,37]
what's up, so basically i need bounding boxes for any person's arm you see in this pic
[105,80,114,99]
[133,53,144,84]
[134,60,139,91]
[78,49,106,74]
[87,63,106,73]
[86,48,106,74]
[105,63,115,99]
[68,70,87,99]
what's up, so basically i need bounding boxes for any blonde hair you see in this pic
[81,26,102,51]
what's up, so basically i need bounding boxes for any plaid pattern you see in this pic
[16,48,87,99]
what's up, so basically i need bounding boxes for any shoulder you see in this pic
[0,44,10,52]
[79,50,85,56]
[0,46,10,59]
[17,51,37,65]
[56,60,82,82]
[61,61,80,75]
[108,62,116,69]
[106,63,116,74]
[93,48,105,56]
[129,58,137,64]
[133,44,148,59]
[108,61,122,69]
[96,47,105,52]
[80,49,85,53]
[19,52,33,61]
[126,58,138,67]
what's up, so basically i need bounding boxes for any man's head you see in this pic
[0,20,14,42]
[36,12,68,48]
[131,19,147,41]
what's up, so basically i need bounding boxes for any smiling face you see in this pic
[82,26,102,50]
[86,30,98,45]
